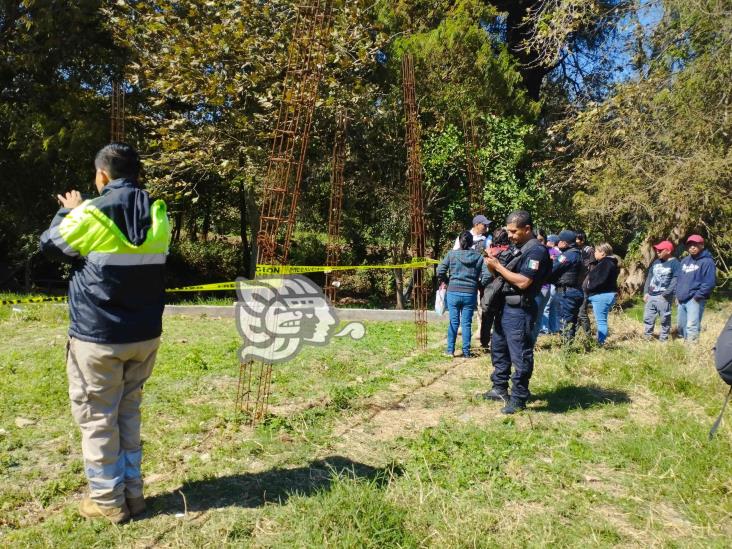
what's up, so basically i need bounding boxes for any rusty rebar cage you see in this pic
[110,80,125,143]
[402,54,428,350]
[462,115,482,215]
[238,1,333,425]
[256,0,333,267]
[324,109,348,302]
[235,359,274,424]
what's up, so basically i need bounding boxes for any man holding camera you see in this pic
[40,143,170,523]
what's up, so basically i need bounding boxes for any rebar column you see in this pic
[462,115,482,215]
[324,109,348,302]
[256,0,333,267]
[238,1,333,425]
[110,80,125,142]
[402,54,428,350]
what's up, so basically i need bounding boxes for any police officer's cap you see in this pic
[558,230,577,243]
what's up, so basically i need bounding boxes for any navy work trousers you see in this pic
[490,301,538,401]
[557,287,584,342]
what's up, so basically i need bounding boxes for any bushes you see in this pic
[166,238,242,288]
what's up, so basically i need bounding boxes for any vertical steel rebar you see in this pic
[110,80,125,142]
[462,115,482,215]
[238,1,333,425]
[402,54,428,350]
[324,109,348,302]
[256,0,333,267]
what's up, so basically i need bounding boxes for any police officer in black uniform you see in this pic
[548,230,584,342]
[483,210,552,414]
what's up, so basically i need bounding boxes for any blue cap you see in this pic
[472,215,491,226]
[558,230,577,243]
[547,234,560,244]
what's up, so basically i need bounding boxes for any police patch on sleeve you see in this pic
[559,255,567,263]
[528,259,539,271]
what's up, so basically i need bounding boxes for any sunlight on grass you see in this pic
[1,301,731,547]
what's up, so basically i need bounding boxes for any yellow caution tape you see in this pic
[1,296,68,306]
[3,259,441,304]
[255,258,438,276]
[166,279,285,292]
[165,282,238,292]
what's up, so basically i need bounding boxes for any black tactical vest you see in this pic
[503,238,544,297]
[556,246,582,288]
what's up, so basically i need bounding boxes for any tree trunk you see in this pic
[247,185,260,275]
[622,237,655,295]
[239,180,252,278]
[172,211,182,243]
[201,200,212,242]
[24,258,31,292]
[492,0,552,100]
[394,268,404,309]
[403,272,414,306]
[186,212,198,242]
[432,216,443,259]
[621,225,687,295]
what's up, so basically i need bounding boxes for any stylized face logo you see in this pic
[235,275,360,364]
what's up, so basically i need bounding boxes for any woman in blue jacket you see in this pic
[676,235,716,342]
[436,231,491,357]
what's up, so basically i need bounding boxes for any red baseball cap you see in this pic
[653,240,674,252]
[686,234,705,245]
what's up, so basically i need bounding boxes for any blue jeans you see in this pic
[677,299,706,341]
[588,292,616,345]
[556,287,584,342]
[530,288,551,344]
[446,291,477,356]
[542,285,560,334]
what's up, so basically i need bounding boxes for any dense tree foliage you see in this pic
[0,0,123,287]
[1,0,729,299]
[537,0,732,287]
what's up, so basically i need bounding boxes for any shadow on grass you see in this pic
[145,455,399,516]
[531,384,631,413]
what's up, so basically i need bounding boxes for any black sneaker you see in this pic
[481,388,510,403]
[501,398,526,414]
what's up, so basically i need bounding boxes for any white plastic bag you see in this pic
[434,283,447,316]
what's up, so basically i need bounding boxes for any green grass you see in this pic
[1,302,731,547]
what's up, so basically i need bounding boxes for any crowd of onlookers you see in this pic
[436,212,718,414]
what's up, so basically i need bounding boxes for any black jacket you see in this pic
[39,179,170,343]
[715,314,732,385]
[548,245,583,288]
[585,256,619,296]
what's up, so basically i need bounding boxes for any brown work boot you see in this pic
[78,497,130,524]
[126,495,146,516]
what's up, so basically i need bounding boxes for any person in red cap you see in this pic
[643,240,681,341]
[676,234,716,342]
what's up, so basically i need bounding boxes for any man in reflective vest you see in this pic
[40,143,170,523]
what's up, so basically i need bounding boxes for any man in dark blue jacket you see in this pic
[483,210,552,414]
[547,230,584,343]
[676,234,716,342]
[40,143,170,523]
